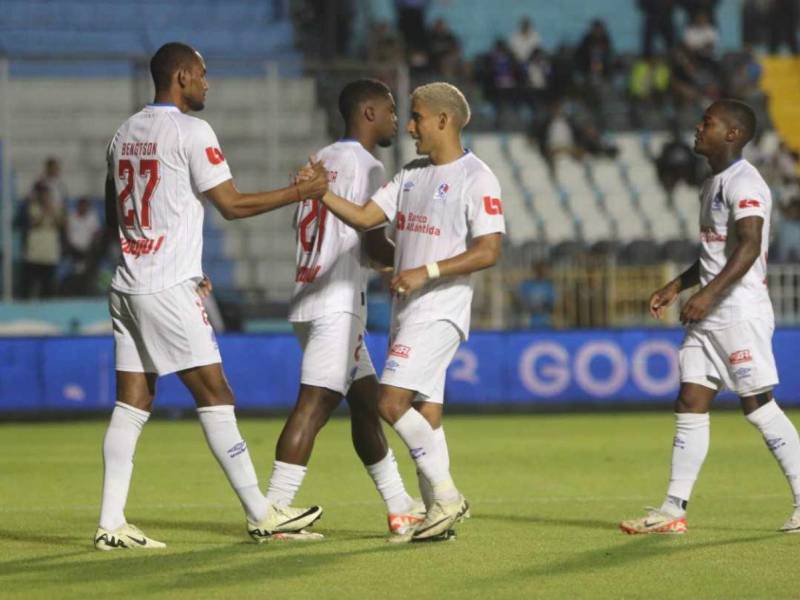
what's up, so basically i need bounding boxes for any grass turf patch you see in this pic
[1,412,798,599]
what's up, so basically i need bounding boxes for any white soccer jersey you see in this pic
[289,139,385,322]
[371,151,506,339]
[107,103,232,294]
[697,158,772,329]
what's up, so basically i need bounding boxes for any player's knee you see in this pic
[377,393,408,424]
[675,394,705,413]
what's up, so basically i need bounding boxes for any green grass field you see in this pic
[2,412,799,600]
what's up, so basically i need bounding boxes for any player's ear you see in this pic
[176,67,189,89]
[364,104,376,122]
[438,112,448,130]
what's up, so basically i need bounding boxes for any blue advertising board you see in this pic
[1,329,799,413]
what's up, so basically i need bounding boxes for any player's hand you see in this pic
[649,281,680,320]
[197,275,213,298]
[679,288,715,325]
[390,266,428,299]
[296,159,328,199]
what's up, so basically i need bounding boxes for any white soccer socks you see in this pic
[265,460,307,507]
[99,402,150,531]
[392,409,459,503]
[365,448,415,514]
[418,427,449,509]
[746,400,800,507]
[197,404,267,523]
[662,412,710,517]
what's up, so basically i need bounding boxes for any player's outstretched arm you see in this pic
[320,192,388,231]
[205,172,328,221]
[680,216,762,323]
[391,233,502,298]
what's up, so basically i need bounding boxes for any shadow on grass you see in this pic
[480,513,613,531]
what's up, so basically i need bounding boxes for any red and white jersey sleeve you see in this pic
[289,140,386,322]
[379,151,506,339]
[698,158,772,329]
[108,104,231,294]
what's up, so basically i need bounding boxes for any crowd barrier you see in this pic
[2,328,799,413]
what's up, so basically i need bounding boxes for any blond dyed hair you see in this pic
[411,82,471,128]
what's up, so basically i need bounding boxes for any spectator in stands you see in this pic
[682,10,719,61]
[508,17,541,65]
[35,157,67,213]
[776,197,800,262]
[366,21,405,64]
[655,125,703,198]
[62,197,102,295]
[639,0,676,56]
[724,44,763,99]
[20,182,63,299]
[427,18,463,78]
[629,53,671,126]
[679,0,720,22]
[768,0,799,54]
[575,19,615,83]
[741,0,772,48]
[516,261,555,328]
[522,47,552,109]
[478,40,525,125]
[669,43,720,107]
[395,0,430,57]
[549,43,577,99]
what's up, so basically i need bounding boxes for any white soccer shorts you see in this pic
[679,317,779,396]
[379,319,461,404]
[292,311,376,396]
[110,278,221,376]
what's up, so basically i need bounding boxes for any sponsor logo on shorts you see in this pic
[733,367,752,379]
[227,441,247,458]
[729,349,752,365]
[384,359,400,372]
[389,344,411,359]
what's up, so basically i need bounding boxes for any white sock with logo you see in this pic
[365,449,415,514]
[265,460,307,508]
[392,409,458,503]
[419,427,449,509]
[99,402,150,531]
[662,412,710,517]
[746,400,800,507]
[197,405,267,523]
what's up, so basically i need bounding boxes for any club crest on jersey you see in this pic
[433,182,450,201]
[402,181,415,193]
[712,189,724,211]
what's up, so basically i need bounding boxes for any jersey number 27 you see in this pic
[118,159,160,229]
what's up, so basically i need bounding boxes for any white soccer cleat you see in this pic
[248,503,323,543]
[412,495,469,541]
[779,508,800,533]
[387,498,426,537]
[94,523,166,551]
[619,507,687,535]
[270,530,325,541]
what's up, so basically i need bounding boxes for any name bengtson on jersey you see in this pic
[289,140,386,322]
[697,158,773,329]
[107,104,231,294]
[372,151,506,339]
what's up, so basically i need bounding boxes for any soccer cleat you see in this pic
[270,530,325,541]
[412,495,470,541]
[779,509,800,533]
[619,507,687,535]
[94,523,166,551]
[387,498,426,538]
[247,503,323,543]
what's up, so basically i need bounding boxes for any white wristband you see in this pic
[425,262,440,280]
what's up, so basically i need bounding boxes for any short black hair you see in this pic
[150,42,199,91]
[713,98,757,146]
[338,79,391,123]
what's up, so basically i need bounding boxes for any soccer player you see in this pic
[312,82,506,541]
[264,79,424,539]
[620,99,800,534]
[95,42,327,550]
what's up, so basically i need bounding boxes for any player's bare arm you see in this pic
[320,192,388,231]
[649,260,701,320]
[391,232,502,298]
[680,215,763,324]
[362,228,395,269]
[205,171,328,220]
